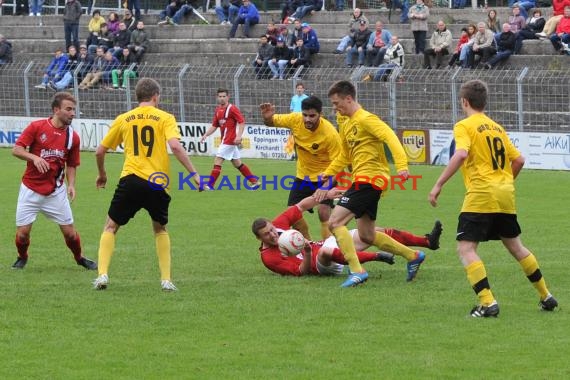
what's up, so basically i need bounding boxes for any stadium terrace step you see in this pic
[0,7,550,27]
[2,23,557,41]
[14,51,567,70]
[11,37,563,56]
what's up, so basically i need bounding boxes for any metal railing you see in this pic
[1,61,569,132]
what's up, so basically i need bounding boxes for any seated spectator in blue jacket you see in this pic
[35,48,69,89]
[229,0,259,39]
[288,0,323,23]
[48,45,80,91]
[485,23,517,68]
[0,34,13,65]
[216,0,241,25]
[100,50,121,88]
[301,22,319,55]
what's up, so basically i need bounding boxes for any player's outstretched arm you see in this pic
[168,138,202,187]
[259,103,276,126]
[95,144,108,189]
[428,149,467,207]
[298,241,312,275]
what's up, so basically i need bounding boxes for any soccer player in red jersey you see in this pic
[252,193,442,277]
[11,92,97,270]
[200,87,260,190]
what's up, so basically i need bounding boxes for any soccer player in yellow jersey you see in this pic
[315,80,426,288]
[429,79,558,317]
[260,96,341,240]
[92,78,205,291]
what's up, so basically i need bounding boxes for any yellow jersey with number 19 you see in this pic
[101,105,181,188]
[454,113,521,214]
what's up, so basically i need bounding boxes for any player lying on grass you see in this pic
[252,192,442,277]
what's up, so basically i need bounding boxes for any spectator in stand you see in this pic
[77,44,93,81]
[332,8,368,54]
[48,45,80,91]
[107,12,120,34]
[288,0,323,23]
[128,20,149,63]
[157,0,184,25]
[335,0,344,11]
[290,37,311,73]
[35,48,69,90]
[86,23,113,54]
[266,21,280,46]
[253,34,274,79]
[278,25,289,47]
[363,35,404,82]
[458,23,477,67]
[536,0,570,38]
[508,5,527,34]
[486,9,502,34]
[290,82,308,112]
[229,0,259,39]
[64,0,82,51]
[110,47,138,90]
[100,50,121,89]
[281,0,301,24]
[466,22,496,69]
[366,21,392,67]
[345,20,372,68]
[549,5,570,54]
[163,0,208,26]
[392,0,409,23]
[268,37,292,80]
[513,0,536,20]
[28,0,43,16]
[408,0,429,54]
[111,22,132,58]
[485,23,516,68]
[514,8,545,54]
[122,9,137,31]
[0,34,13,65]
[127,0,141,21]
[301,22,319,56]
[216,0,241,25]
[88,10,106,35]
[447,27,469,67]
[78,46,106,90]
[423,20,452,69]
[288,19,304,48]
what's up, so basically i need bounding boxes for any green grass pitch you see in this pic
[0,147,568,379]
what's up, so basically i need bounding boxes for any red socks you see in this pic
[65,232,83,261]
[209,165,222,187]
[331,248,378,264]
[383,228,429,248]
[15,235,30,259]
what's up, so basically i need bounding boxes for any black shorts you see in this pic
[337,182,382,220]
[108,174,171,226]
[287,178,334,213]
[457,212,521,242]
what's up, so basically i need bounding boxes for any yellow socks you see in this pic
[155,232,172,281]
[372,232,416,261]
[465,261,495,306]
[292,218,311,240]
[320,221,331,240]
[519,253,549,300]
[97,231,115,276]
[331,226,363,273]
